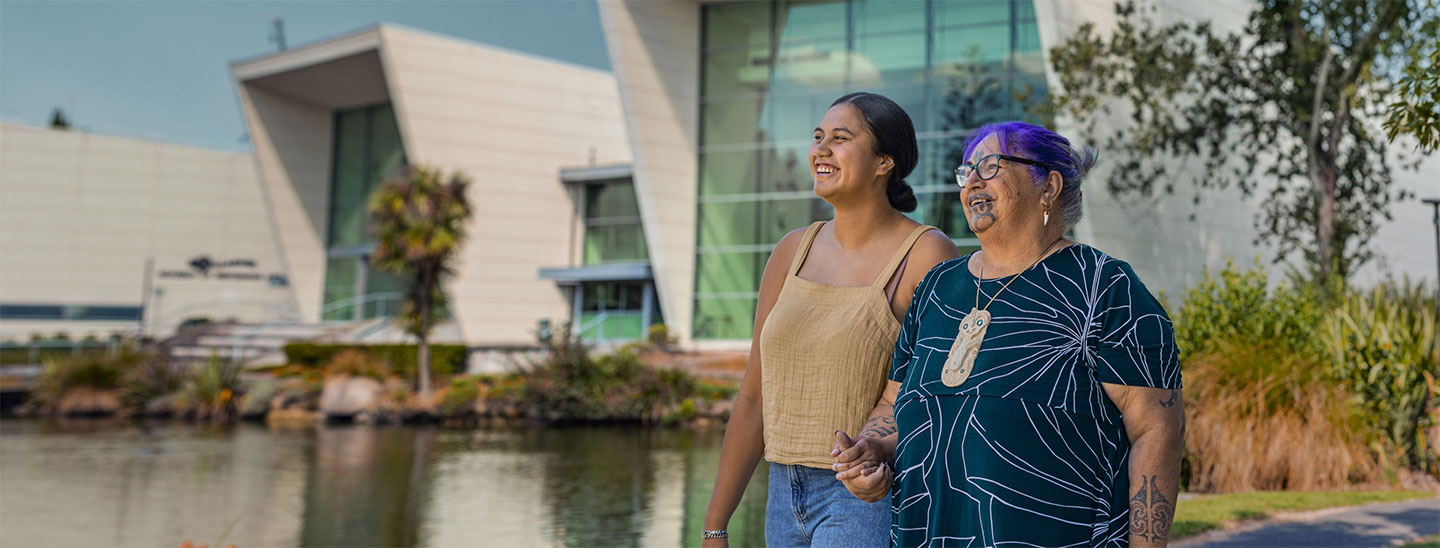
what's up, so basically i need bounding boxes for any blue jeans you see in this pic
[765,462,891,548]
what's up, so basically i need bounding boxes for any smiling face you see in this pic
[959,134,1048,235]
[810,102,890,204]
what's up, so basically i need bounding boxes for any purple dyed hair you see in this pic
[960,121,1098,228]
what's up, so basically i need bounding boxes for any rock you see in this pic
[319,375,385,420]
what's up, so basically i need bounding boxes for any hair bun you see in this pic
[887,178,917,212]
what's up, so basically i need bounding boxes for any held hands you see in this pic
[832,430,893,503]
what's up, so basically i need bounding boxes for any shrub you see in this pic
[31,348,147,415]
[438,377,480,418]
[522,331,698,423]
[1323,279,1439,473]
[1174,259,1328,359]
[283,343,467,378]
[323,349,390,380]
[648,324,677,350]
[182,355,244,421]
[121,354,184,413]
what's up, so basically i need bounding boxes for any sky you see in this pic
[0,0,610,152]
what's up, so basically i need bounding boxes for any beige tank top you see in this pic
[759,221,937,468]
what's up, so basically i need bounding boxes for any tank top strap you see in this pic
[788,221,828,277]
[871,224,938,287]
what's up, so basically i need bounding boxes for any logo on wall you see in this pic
[159,255,287,287]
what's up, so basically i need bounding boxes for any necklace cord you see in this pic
[975,238,1065,310]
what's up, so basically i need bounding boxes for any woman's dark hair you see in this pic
[831,92,918,212]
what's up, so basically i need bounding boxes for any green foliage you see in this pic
[282,343,467,378]
[1174,260,1329,359]
[186,354,244,417]
[1323,279,1439,472]
[32,348,147,406]
[120,354,184,412]
[1176,262,1440,488]
[1384,17,1440,152]
[438,377,480,418]
[647,324,677,349]
[1046,0,1437,279]
[522,328,698,423]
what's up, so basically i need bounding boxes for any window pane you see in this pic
[702,97,766,146]
[328,110,369,248]
[699,150,762,196]
[758,143,812,194]
[585,181,641,219]
[322,257,358,321]
[697,201,761,248]
[853,32,928,87]
[693,297,758,340]
[772,38,848,91]
[705,1,773,52]
[853,0,926,35]
[936,0,1012,29]
[367,104,406,189]
[704,48,776,98]
[764,92,835,145]
[776,0,847,44]
[696,251,766,296]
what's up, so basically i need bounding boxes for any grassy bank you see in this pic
[1172,489,1437,539]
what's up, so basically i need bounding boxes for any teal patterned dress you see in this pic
[888,245,1181,547]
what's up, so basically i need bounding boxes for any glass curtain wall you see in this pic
[695,0,1047,340]
[322,103,411,321]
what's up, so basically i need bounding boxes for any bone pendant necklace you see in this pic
[940,239,1063,388]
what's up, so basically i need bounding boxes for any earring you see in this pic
[1043,207,1050,227]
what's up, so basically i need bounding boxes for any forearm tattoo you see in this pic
[1158,390,1179,408]
[858,413,897,439]
[1129,475,1173,543]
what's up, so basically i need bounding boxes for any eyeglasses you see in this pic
[954,153,1054,185]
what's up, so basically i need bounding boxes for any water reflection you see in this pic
[0,420,768,547]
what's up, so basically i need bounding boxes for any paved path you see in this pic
[1176,497,1440,548]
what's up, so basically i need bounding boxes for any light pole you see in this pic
[1424,198,1440,322]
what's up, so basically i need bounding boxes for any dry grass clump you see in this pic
[1183,341,1379,492]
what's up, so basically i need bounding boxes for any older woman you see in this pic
[835,121,1184,547]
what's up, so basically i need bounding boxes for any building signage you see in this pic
[158,255,288,286]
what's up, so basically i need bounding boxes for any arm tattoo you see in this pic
[1158,390,1179,408]
[1129,475,1173,543]
[858,415,897,439]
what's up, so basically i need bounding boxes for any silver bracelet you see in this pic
[703,529,729,539]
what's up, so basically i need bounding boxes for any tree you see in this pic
[1384,30,1440,152]
[368,166,472,399]
[1046,0,1439,282]
[49,108,71,130]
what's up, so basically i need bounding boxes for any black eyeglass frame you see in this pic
[954,153,1055,184]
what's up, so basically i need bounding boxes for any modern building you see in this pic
[230,24,635,350]
[0,123,293,340]
[224,0,1438,352]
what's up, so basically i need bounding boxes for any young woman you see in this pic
[701,92,958,548]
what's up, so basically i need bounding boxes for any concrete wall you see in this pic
[233,25,632,347]
[0,123,292,339]
[379,25,632,346]
[597,0,703,346]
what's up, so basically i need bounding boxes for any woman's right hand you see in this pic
[701,537,729,548]
[838,461,892,503]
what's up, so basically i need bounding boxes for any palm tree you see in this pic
[368,165,472,399]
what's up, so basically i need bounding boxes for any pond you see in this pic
[0,420,769,547]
